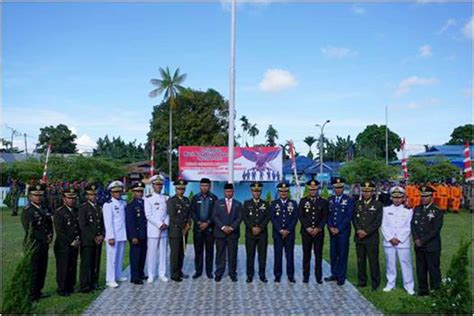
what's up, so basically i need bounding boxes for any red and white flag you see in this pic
[400,138,408,179]
[464,143,473,182]
[150,138,155,177]
[41,144,52,183]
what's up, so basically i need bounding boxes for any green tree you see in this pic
[248,123,259,146]
[446,124,473,145]
[37,124,77,153]
[93,135,146,163]
[149,67,187,181]
[148,88,229,179]
[407,157,460,183]
[325,135,355,162]
[240,116,251,147]
[265,125,278,147]
[303,136,317,159]
[339,157,398,183]
[355,125,401,161]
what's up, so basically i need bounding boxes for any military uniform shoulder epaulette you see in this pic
[24,203,33,211]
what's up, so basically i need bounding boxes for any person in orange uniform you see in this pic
[412,183,421,209]
[450,183,462,213]
[405,183,415,209]
[437,182,449,212]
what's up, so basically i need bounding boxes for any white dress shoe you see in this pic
[383,287,393,292]
[107,282,119,288]
[407,290,415,295]
[117,277,128,282]
[159,276,169,282]
[147,278,154,284]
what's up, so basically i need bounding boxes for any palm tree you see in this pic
[303,136,317,159]
[248,123,259,146]
[149,67,186,181]
[265,125,278,147]
[240,116,251,146]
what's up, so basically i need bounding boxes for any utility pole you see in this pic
[385,105,389,165]
[316,120,331,174]
[24,133,28,155]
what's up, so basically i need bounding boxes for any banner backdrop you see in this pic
[179,146,283,182]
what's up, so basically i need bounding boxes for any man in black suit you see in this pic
[212,183,243,282]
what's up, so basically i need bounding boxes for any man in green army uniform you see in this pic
[167,179,192,282]
[352,181,383,290]
[78,184,105,293]
[54,187,81,296]
[10,179,21,216]
[242,181,270,283]
[21,182,53,302]
[411,185,443,296]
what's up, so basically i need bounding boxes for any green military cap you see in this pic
[250,181,263,192]
[131,181,145,192]
[174,179,187,189]
[277,181,290,192]
[306,179,320,190]
[420,185,436,197]
[361,181,376,192]
[63,186,78,198]
[30,182,45,195]
[85,184,98,195]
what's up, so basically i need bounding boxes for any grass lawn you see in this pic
[1,206,472,314]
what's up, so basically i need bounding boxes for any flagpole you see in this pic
[289,140,301,202]
[41,144,52,183]
[227,0,236,184]
[385,105,389,165]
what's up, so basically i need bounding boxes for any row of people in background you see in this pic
[21,175,444,302]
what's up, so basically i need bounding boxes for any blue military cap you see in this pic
[332,177,345,188]
[131,182,145,191]
[277,181,290,192]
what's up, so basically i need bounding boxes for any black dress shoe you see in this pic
[230,276,238,282]
[132,279,144,285]
[79,288,91,293]
[215,276,222,282]
[316,280,323,284]
[207,273,214,279]
[303,279,309,283]
[324,276,337,282]
[357,283,367,288]
[246,277,253,283]
[259,276,268,283]
[58,291,69,297]
[288,278,296,283]
[192,273,202,279]
[337,280,345,286]
[181,273,189,279]
[39,293,51,299]
[171,277,183,282]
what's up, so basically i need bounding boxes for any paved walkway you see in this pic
[84,246,380,315]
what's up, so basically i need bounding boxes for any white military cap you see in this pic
[149,175,165,184]
[389,186,405,198]
[108,180,124,192]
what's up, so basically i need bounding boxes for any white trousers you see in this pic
[384,246,414,293]
[147,237,168,280]
[106,241,126,283]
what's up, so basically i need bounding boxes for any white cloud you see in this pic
[351,4,366,15]
[259,69,298,92]
[320,45,358,59]
[418,45,433,58]
[75,134,96,153]
[400,98,439,110]
[437,18,457,34]
[395,76,439,97]
[463,16,473,39]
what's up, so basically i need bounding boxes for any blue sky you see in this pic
[2,1,472,156]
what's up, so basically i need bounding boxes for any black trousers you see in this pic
[415,249,441,295]
[193,230,214,276]
[302,232,324,281]
[30,242,49,300]
[79,243,102,291]
[170,236,186,279]
[129,238,147,282]
[355,242,380,289]
[215,237,238,278]
[55,247,79,293]
[245,234,268,279]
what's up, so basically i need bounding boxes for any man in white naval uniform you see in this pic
[381,186,415,295]
[103,181,127,288]
[144,175,169,283]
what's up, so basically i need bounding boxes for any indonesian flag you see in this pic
[464,143,473,182]
[289,140,297,172]
[150,138,155,177]
[41,144,52,183]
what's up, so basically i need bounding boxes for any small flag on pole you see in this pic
[464,143,473,182]
[150,138,155,177]
[41,144,52,183]
[401,138,408,179]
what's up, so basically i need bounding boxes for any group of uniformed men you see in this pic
[21,175,444,302]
